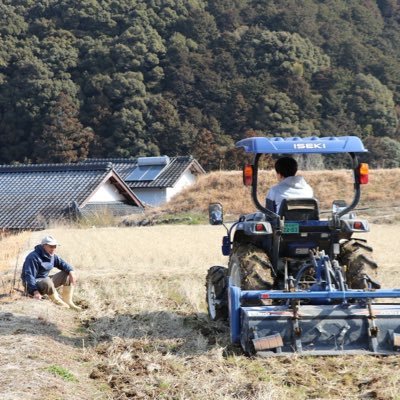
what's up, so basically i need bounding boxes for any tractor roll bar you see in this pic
[236,136,368,220]
[338,152,360,218]
[251,153,280,222]
[251,152,362,221]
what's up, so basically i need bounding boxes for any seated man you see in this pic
[266,156,313,214]
[265,157,378,289]
[21,235,81,310]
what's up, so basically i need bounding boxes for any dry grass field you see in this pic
[1,221,400,400]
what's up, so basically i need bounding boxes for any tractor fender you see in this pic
[340,218,369,233]
[231,221,273,252]
[234,220,273,237]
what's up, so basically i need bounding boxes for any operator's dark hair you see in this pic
[274,157,298,178]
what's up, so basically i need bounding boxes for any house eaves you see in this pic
[80,169,144,208]
[0,162,143,230]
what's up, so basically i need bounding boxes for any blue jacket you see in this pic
[21,245,74,293]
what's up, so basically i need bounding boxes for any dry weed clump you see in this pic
[0,231,31,272]
[90,338,293,400]
[0,231,33,296]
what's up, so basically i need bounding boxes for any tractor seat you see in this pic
[279,198,319,221]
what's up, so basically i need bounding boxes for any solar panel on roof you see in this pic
[125,155,170,181]
[125,165,165,181]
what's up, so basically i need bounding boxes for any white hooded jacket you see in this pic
[266,176,314,213]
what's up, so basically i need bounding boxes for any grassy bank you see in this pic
[148,168,400,224]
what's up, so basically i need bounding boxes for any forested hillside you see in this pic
[2,0,400,169]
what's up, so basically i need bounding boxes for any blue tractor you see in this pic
[206,136,400,356]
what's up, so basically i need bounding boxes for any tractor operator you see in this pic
[266,156,313,214]
[21,235,81,310]
[265,157,379,289]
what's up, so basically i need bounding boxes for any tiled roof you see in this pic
[83,156,205,189]
[0,163,143,230]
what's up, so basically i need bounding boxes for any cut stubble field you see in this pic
[1,223,400,400]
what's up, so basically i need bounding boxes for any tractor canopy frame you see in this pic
[236,136,368,221]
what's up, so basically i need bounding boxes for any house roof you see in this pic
[0,163,143,230]
[83,156,205,189]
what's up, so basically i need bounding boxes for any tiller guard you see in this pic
[229,285,400,356]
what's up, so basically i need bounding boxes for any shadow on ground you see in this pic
[0,298,232,357]
[0,308,84,348]
[82,311,232,356]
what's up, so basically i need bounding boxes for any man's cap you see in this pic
[41,235,58,246]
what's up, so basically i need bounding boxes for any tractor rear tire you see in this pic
[339,239,379,289]
[206,266,228,321]
[228,244,273,305]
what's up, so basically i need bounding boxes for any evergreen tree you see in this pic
[363,136,400,168]
[347,73,398,137]
[34,93,94,163]
[192,129,222,171]
[1,0,400,168]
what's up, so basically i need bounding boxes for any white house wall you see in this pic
[133,188,168,206]
[166,171,196,202]
[131,170,197,207]
[86,181,126,203]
